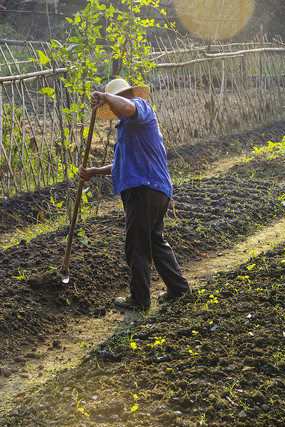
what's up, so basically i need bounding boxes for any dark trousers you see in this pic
[122,186,189,306]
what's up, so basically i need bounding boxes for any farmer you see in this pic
[79,78,190,310]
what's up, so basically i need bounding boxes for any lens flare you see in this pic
[175,0,255,41]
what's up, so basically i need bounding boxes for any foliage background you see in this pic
[0,0,285,43]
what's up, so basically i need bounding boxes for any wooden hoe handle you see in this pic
[61,108,97,272]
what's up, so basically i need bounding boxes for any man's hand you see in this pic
[79,164,113,182]
[90,91,105,110]
[79,165,94,182]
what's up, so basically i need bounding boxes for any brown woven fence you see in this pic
[0,41,69,196]
[0,40,111,197]
[0,37,285,197]
[148,36,285,145]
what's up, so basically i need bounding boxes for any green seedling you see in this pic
[77,227,88,245]
[153,337,166,346]
[131,393,139,413]
[12,268,29,280]
[225,381,237,396]
[71,388,89,419]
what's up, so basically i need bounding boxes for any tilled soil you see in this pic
[4,244,284,427]
[0,119,285,426]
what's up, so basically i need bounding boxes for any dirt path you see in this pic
[186,217,285,285]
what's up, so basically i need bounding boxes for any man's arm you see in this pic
[79,164,112,182]
[90,91,137,118]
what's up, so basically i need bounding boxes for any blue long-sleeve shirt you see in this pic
[111,97,172,199]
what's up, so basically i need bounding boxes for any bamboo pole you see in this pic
[205,47,285,57]
[155,47,285,69]
[0,9,63,16]
[0,64,2,162]
[0,113,18,194]
[5,44,46,188]
[155,54,244,69]
[0,67,68,83]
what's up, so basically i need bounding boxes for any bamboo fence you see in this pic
[0,37,285,196]
[148,36,285,145]
[0,40,70,196]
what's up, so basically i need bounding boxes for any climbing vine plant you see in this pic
[29,0,172,217]
[33,0,171,162]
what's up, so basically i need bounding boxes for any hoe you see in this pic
[59,107,97,284]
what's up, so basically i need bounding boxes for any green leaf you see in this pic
[82,194,88,203]
[61,108,71,114]
[74,14,81,24]
[38,87,55,99]
[37,50,50,65]
[50,39,63,48]
[70,164,79,174]
[71,102,80,112]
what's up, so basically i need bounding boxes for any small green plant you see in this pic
[237,274,251,285]
[12,268,29,281]
[200,413,207,424]
[243,137,285,163]
[50,196,64,211]
[194,288,206,306]
[81,187,93,216]
[247,263,256,271]
[274,351,284,366]
[225,381,237,396]
[71,388,90,418]
[187,346,199,356]
[127,333,138,350]
[130,393,139,413]
[77,227,89,245]
[51,384,59,398]
[153,336,166,346]
[205,292,219,309]
[278,193,285,206]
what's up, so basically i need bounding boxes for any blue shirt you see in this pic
[111,97,172,199]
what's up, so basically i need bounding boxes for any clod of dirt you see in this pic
[27,270,63,290]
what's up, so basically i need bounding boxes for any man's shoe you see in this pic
[115,295,150,311]
[158,289,190,303]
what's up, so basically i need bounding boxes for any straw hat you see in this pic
[96,78,150,119]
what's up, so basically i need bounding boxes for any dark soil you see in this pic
[227,157,285,182]
[0,119,285,426]
[4,244,284,426]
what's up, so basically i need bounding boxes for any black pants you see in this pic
[122,185,189,306]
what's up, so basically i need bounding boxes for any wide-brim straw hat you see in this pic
[96,78,150,119]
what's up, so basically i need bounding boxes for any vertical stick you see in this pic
[0,66,2,162]
[60,108,97,281]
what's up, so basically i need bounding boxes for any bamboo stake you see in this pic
[0,67,68,83]
[0,121,18,193]
[1,84,28,193]
[0,65,2,161]
[4,44,46,188]
[8,83,14,191]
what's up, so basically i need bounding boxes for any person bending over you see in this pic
[79,78,190,310]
